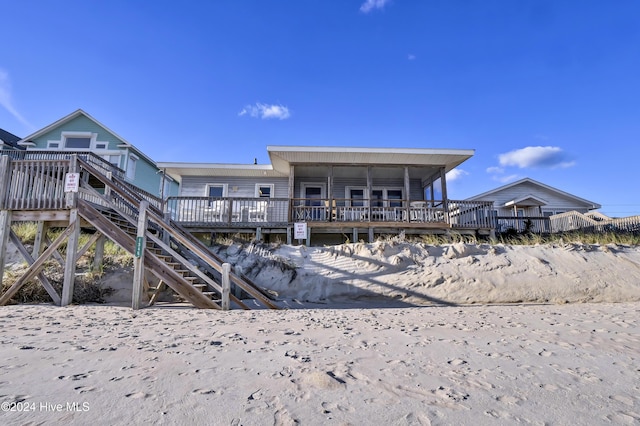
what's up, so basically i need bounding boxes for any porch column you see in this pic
[288,165,295,222]
[366,166,372,219]
[440,167,448,218]
[328,165,333,221]
[404,167,411,219]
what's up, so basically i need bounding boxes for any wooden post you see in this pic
[93,234,106,271]
[440,167,449,221]
[221,262,231,310]
[256,227,262,242]
[0,155,11,210]
[288,165,295,222]
[404,166,411,221]
[65,155,79,209]
[132,200,149,310]
[0,210,12,287]
[366,166,372,220]
[352,227,357,243]
[368,227,374,243]
[33,221,47,257]
[286,226,292,245]
[328,165,333,221]
[61,209,80,306]
[306,226,311,246]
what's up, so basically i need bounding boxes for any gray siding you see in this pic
[180,176,289,198]
[477,182,594,216]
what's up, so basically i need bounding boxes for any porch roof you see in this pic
[267,146,474,173]
[156,163,287,183]
[504,195,548,207]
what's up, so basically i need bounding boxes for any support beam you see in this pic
[32,221,47,257]
[9,230,61,306]
[221,263,231,310]
[61,209,80,306]
[440,167,449,217]
[0,156,11,210]
[0,210,12,287]
[93,234,106,271]
[1,222,76,306]
[366,166,372,220]
[132,200,149,310]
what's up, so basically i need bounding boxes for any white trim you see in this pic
[126,153,138,180]
[255,183,275,198]
[205,183,228,197]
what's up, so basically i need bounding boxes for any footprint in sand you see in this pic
[125,392,153,399]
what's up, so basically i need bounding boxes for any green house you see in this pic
[16,109,178,199]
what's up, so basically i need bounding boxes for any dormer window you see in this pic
[65,137,91,149]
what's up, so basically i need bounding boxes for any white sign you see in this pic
[64,173,80,193]
[294,222,307,240]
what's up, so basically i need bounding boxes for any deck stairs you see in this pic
[73,157,279,310]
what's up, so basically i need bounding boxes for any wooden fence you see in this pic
[550,211,640,233]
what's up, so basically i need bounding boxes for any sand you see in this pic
[2,240,640,424]
[0,302,639,425]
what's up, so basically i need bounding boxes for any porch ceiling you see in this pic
[156,163,287,183]
[267,146,474,174]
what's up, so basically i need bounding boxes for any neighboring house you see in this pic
[15,109,178,199]
[466,178,601,218]
[0,128,24,150]
[158,145,490,243]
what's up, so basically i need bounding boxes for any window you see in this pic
[65,137,91,148]
[301,183,325,206]
[255,184,274,198]
[48,142,60,148]
[103,154,121,167]
[126,154,138,180]
[95,142,108,149]
[371,187,403,207]
[347,187,366,207]
[206,184,227,198]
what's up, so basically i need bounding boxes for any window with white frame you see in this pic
[102,154,121,167]
[255,184,274,198]
[346,186,367,207]
[371,187,403,207]
[206,184,228,198]
[126,154,138,180]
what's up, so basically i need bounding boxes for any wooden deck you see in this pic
[0,153,279,310]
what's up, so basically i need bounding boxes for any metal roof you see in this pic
[267,145,475,173]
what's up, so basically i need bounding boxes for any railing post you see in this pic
[221,263,231,311]
[132,200,149,310]
[65,155,79,209]
[0,155,11,209]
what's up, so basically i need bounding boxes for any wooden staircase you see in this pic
[74,157,279,310]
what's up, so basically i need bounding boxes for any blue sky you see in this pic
[1,0,639,216]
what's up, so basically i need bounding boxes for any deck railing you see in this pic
[165,197,291,225]
[550,211,640,233]
[1,149,125,180]
[495,216,551,234]
[291,198,451,224]
[448,200,495,229]
[1,159,70,210]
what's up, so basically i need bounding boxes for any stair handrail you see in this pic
[77,156,279,309]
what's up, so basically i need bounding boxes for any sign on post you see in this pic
[135,236,144,258]
[294,222,307,240]
[64,173,80,193]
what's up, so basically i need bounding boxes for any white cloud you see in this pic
[498,146,575,169]
[492,174,520,184]
[238,103,291,120]
[446,169,468,182]
[486,166,504,174]
[0,68,32,128]
[360,0,391,13]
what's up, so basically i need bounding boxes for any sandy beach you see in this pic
[1,302,638,425]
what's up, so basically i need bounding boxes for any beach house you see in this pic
[159,145,493,243]
[13,109,178,199]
